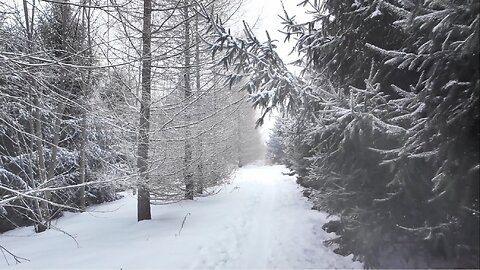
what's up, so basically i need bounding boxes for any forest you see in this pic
[0,0,264,231]
[1,0,479,269]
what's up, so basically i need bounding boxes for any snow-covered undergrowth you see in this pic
[0,165,362,269]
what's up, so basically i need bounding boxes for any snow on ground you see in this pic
[0,165,362,269]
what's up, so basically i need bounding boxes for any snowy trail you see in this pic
[0,165,362,269]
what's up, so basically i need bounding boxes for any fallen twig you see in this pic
[0,244,30,265]
[50,225,79,248]
[176,213,191,237]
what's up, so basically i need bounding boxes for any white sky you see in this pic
[242,0,309,65]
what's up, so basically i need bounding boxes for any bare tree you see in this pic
[182,0,194,200]
[137,0,153,221]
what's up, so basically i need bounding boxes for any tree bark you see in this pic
[137,0,153,221]
[183,0,194,200]
[194,13,204,194]
[28,98,43,226]
[79,111,87,209]
[78,0,93,211]
[41,0,68,219]
[34,97,48,233]
[23,0,47,233]
[46,104,65,184]
[236,110,243,168]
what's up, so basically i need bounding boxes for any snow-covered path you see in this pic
[0,165,362,269]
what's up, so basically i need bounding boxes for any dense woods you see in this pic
[0,0,264,235]
[201,0,479,268]
[278,1,479,268]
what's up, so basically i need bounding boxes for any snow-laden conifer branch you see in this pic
[266,1,479,267]
[196,3,305,126]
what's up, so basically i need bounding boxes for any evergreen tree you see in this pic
[201,0,479,267]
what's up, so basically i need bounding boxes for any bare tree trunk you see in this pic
[236,111,243,168]
[40,1,68,224]
[22,0,46,233]
[39,102,65,224]
[183,0,194,200]
[34,97,48,233]
[194,13,204,195]
[79,112,86,209]
[211,67,219,184]
[46,104,65,184]
[137,0,153,221]
[28,103,43,224]
[78,0,93,211]
[22,0,50,232]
